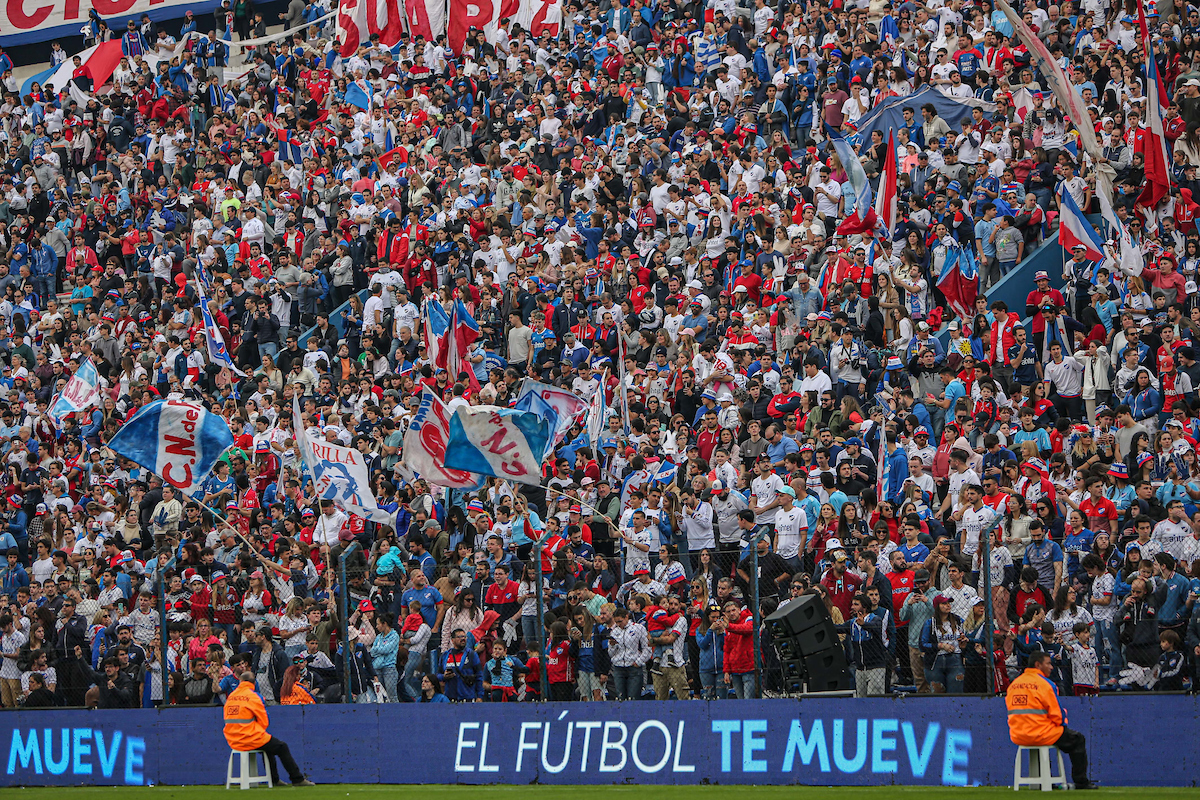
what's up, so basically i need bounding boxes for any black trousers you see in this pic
[261,735,305,784]
[1054,727,1089,786]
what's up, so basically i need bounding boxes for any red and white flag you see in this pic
[1136,0,1171,211]
[404,0,447,44]
[336,0,406,57]
[874,130,898,239]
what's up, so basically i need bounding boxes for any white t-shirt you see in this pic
[751,473,786,524]
[362,295,386,332]
[1153,519,1193,562]
[959,504,995,556]
[623,525,652,571]
[1090,571,1117,623]
[681,501,716,550]
[948,468,981,512]
[773,506,808,559]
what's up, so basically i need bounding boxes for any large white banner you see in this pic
[403,0,446,45]
[0,0,221,46]
[447,0,559,53]
[336,0,406,56]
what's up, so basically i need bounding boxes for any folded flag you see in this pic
[49,358,102,422]
[444,405,554,486]
[108,400,233,497]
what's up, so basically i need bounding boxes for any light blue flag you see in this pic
[108,400,234,498]
[49,358,102,423]
[444,405,554,487]
[513,390,560,459]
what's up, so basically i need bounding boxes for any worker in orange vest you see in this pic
[224,671,314,786]
[1005,652,1095,789]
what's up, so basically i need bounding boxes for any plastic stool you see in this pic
[226,750,273,789]
[1013,745,1071,791]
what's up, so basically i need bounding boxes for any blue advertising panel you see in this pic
[2,698,1197,787]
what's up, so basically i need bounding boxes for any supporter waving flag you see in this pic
[935,241,980,322]
[831,135,877,236]
[444,405,554,486]
[48,358,101,423]
[108,400,234,498]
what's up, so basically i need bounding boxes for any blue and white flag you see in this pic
[345,78,373,110]
[515,379,589,443]
[196,281,246,377]
[619,467,651,511]
[107,400,234,497]
[649,459,679,488]
[513,389,560,459]
[293,397,392,523]
[585,378,608,453]
[49,357,102,423]
[444,405,554,486]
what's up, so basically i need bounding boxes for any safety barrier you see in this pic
[1,696,1195,786]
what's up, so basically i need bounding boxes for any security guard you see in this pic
[224,671,315,786]
[1005,652,1094,789]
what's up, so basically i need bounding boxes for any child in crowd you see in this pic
[1068,622,1098,696]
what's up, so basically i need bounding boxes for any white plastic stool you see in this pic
[226,750,274,790]
[1013,745,1071,791]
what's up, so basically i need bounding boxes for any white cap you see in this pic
[711,479,724,491]
[686,279,703,290]
[825,537,844,552]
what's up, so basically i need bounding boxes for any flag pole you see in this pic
[544,485,620,534]
[617,329,631,436]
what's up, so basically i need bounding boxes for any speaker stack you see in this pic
[765,594,851,693]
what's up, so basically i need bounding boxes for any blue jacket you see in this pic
[369,628,399,670]
[437,646,483,701]
[1123,385,1162,422]
[753,48,771,83]
[0,563,28,601]
[1156,572,1191,624]
[882,443,910,505]
[696,626,724,674]
[7,510,26,540]
[30,242,57,278]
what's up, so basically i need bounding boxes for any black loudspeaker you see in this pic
[804,648,852,692]
[780,658,806,681]
[764,594,829,637]
[766,595,838,652]
[793,620,838,653]
[776,637,801,660]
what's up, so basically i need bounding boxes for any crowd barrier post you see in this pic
[339,541,362,704]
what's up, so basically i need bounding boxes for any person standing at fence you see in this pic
[649,594,690,700]
[609,607,651,700]
[224,672,315,786]
[1006,651,1095,789]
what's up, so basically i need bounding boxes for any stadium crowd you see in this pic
[4,0,1200,707]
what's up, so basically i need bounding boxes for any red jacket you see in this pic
[990,311,1020,366]
[722,608,756,673]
